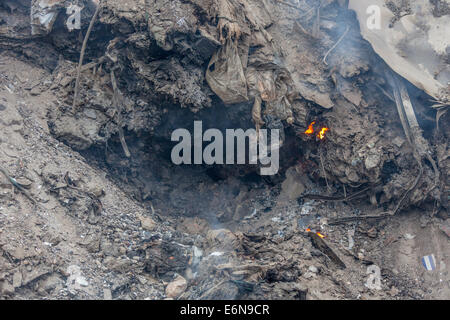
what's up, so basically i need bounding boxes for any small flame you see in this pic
[317,127,329,140]
[306,228,326,238]
[305,121,315,135]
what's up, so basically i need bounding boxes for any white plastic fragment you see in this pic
[349,0,449,101]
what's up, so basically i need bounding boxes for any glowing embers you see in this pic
[306,228,326,238]
[316,232,325,239]
[304,121,316,135]
[304,121,329,140]
[317,127,329,140]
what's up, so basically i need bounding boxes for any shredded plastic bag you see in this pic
[206,39,248,104]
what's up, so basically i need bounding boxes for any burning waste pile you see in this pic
[0,0,449,300]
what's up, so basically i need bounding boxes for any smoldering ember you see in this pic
[0,0,449,302]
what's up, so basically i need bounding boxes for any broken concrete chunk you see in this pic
[12,271,22,288]
[139,215,157,231]
[103,288,113,300]
[49,114,105,150]
[206,229,239,251]
[308,265,319,273]
[392,136,405,148]
[365,153,381,170]
[66,265,89,290]
[296,83,334,109]
[83,109,97,120]
[345,167,360,183]
[0,281,15,295]
[165,275,187,299]
[75,276,89,287]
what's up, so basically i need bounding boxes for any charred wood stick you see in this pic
[319,147,330,192]
[72,1,102,110]
[328,213,390,225]
[117,127,131,158]
[308,231,346,269]
[110,71,131,158]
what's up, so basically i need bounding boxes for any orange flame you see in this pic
[306,228,326,238]
[304,121,315,135]
[317,127,329,140]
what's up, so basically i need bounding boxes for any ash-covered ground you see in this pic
[0,0,449,300]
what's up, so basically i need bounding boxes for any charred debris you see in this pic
[0,0,448,300]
